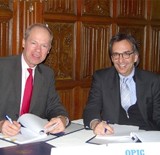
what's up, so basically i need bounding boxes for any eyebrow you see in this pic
[112,50,133,53]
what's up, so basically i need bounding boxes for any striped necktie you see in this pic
[120,78,131,112]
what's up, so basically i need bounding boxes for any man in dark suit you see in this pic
[0,23,69,136]
[83,33,160,135]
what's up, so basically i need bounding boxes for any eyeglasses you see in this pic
[111,51,135,60]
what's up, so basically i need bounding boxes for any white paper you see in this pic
[51,144,108,155]
[17,113,48,134]
[96,124,139,138]
[87,124,139,144]
[0,139,16,148]
[0,113,49,144]
[131,131,160,142]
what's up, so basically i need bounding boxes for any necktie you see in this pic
[120,78,131,112]
[20,68,33,115]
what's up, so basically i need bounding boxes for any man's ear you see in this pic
[134,53,139,63]
[22,39,25,48]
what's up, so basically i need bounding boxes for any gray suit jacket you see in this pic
[83,66,160,130]
[0,54,68,121]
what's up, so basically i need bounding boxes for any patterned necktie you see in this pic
[20,68,33,115]
[120,78,131,112]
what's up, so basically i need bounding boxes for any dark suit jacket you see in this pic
[0,54,68,121]
[83,66,160,130]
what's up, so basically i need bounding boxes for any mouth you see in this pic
[118,63,127,69]
[32,53,41,58]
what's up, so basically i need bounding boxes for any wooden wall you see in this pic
[0,0,160,120]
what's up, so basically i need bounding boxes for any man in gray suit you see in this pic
[83,33,160,135]
[0,23,69,136]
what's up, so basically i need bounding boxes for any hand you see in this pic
[91,120,114,135]
[0,120,21,136]
[44,116,67,134]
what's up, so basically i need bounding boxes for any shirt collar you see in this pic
[21,54,36,70]
[119,67,135,80]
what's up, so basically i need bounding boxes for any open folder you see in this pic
[0,113,53,144]
[0,114,85,145]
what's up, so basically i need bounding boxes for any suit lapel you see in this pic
[107,69,121,122]
[134,70,146,119]
[15,55,22,117]
[29,66,44,111]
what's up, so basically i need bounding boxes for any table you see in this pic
[0,119,160,155]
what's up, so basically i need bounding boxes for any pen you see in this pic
[104,128,107,133]
[45,122,58,133]
[5,115,13,124]
[104,120,110,133]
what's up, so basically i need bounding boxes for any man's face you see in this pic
[22,27,51,68]
[111,40,139,76]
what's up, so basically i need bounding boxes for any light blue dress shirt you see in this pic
[119,68,137,111]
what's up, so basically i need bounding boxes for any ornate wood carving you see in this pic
[0,1,12,21]
[44,22,75,80]
[82,0,111,17]
[44,0,76,14]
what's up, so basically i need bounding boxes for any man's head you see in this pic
[109,33,139,76]
[22,23,53,68]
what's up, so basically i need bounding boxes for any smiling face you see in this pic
[111,40,139,76]
[22,26,52,68]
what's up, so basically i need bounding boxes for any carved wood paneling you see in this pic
[117,0,146,19]
[151,0,160,20]
[44,22,75,80]
[12,0,43,55]
[0,1,12,21]
[118,25,146,70]
[150,26,160,73]
[0,22,10,56]
[82,0,111,17]
[81,23,111,79]
[44,0,76,15]
[72,86,90,119]
[0,0,12,56]
[0,0,160,120]
[58,89,74,119]
[58,86,90,120]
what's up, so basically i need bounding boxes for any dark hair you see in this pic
[109,33,139,66]
[24,23,53,44]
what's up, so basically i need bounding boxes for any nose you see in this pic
[36,44,41,52]
[118,54,125,63]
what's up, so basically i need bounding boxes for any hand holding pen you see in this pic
[1,115,21,136]
[102,120,114,135]
[92,120,114,135]
[5,115,13,124]
[44,116,66,134]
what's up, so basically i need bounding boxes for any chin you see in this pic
[118,70,128,76]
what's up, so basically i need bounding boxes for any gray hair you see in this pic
[24,23,53,44]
